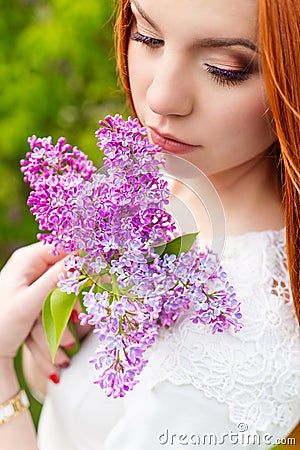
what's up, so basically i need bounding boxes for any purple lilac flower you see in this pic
[21,136,96,253]
[22,114,243,398]
[21,136,95,188]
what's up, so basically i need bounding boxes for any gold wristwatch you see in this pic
[0,390,30,425]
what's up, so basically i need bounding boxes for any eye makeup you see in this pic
[204,63,252,87]
[130,30,255,87]
[131,31,163,49]
[130,0,258,91]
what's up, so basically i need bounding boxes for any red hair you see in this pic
[114,0,135,112]
[114,0,300,322]
[259,0,300,322]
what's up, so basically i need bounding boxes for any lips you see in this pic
[149,128,200,155]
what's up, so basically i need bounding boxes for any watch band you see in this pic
[0,390,30,425]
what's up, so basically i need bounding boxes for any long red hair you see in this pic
[114,0,135,111]
[259,0,300,322]
[114,0,300,322]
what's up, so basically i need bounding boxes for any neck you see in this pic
[167,151,284,240]
[209,153,284,236]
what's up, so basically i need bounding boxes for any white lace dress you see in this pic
[37,228,300,449]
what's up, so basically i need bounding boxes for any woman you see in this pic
[0,0,299,448]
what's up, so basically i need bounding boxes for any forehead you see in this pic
[131,0,259,43]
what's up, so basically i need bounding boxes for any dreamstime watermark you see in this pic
[158,423,297,447]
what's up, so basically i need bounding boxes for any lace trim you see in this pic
[144,228,300,433]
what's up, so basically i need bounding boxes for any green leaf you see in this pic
[153,232,199,259]
[42,290,57,360]
[42,288,77,362]
[50,288,77,362]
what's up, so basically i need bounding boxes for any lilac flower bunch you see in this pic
[21,135,96,253]
[21,114,243,398]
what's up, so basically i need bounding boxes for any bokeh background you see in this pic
[0,0,127,268]
[0,0,128,426]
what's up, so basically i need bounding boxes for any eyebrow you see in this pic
[130,0,258,53]
[193,38,258,53]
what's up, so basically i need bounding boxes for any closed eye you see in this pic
[131,31,164,49]
[204,63,251,87]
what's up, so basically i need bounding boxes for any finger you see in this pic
[24,243,66,285]
[2,242,65,287]
[23,258,66,318]
[71,321,92,341]
[30,317,74,363]
[0,258,66,348]
[59,325,76,349]
[22,344,48,398]
[30,316,75,352]
[25,337,59,380]
[25,336,71,376]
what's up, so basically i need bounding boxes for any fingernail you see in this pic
[59,361,70,369]
[70,309,80,323]
[63,342,75,349]
[49,373,60,384]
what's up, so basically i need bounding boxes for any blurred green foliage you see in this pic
[0,0,127,267]
[0,0,128,428]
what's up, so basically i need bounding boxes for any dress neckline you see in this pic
[225,226,285,241]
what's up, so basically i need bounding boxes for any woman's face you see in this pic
[127,0,277,176]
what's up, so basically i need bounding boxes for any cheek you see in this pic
[127,44,149,119]
[208,84,276,154]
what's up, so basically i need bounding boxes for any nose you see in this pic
[146,53,194,117]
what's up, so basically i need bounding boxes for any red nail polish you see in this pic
[63,342,75,349]
[49,373,60,384]
[59,361,70,369]
[70,309,80,323]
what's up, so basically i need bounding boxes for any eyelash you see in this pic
[204,64,251,86]
[131,31,251,87]
[131,31,163,48]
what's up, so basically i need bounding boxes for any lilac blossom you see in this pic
[22,114,243,398]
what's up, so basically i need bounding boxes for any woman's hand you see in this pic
[24,313,75,381]
[0,242,65,360]
[23,299,91,393]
